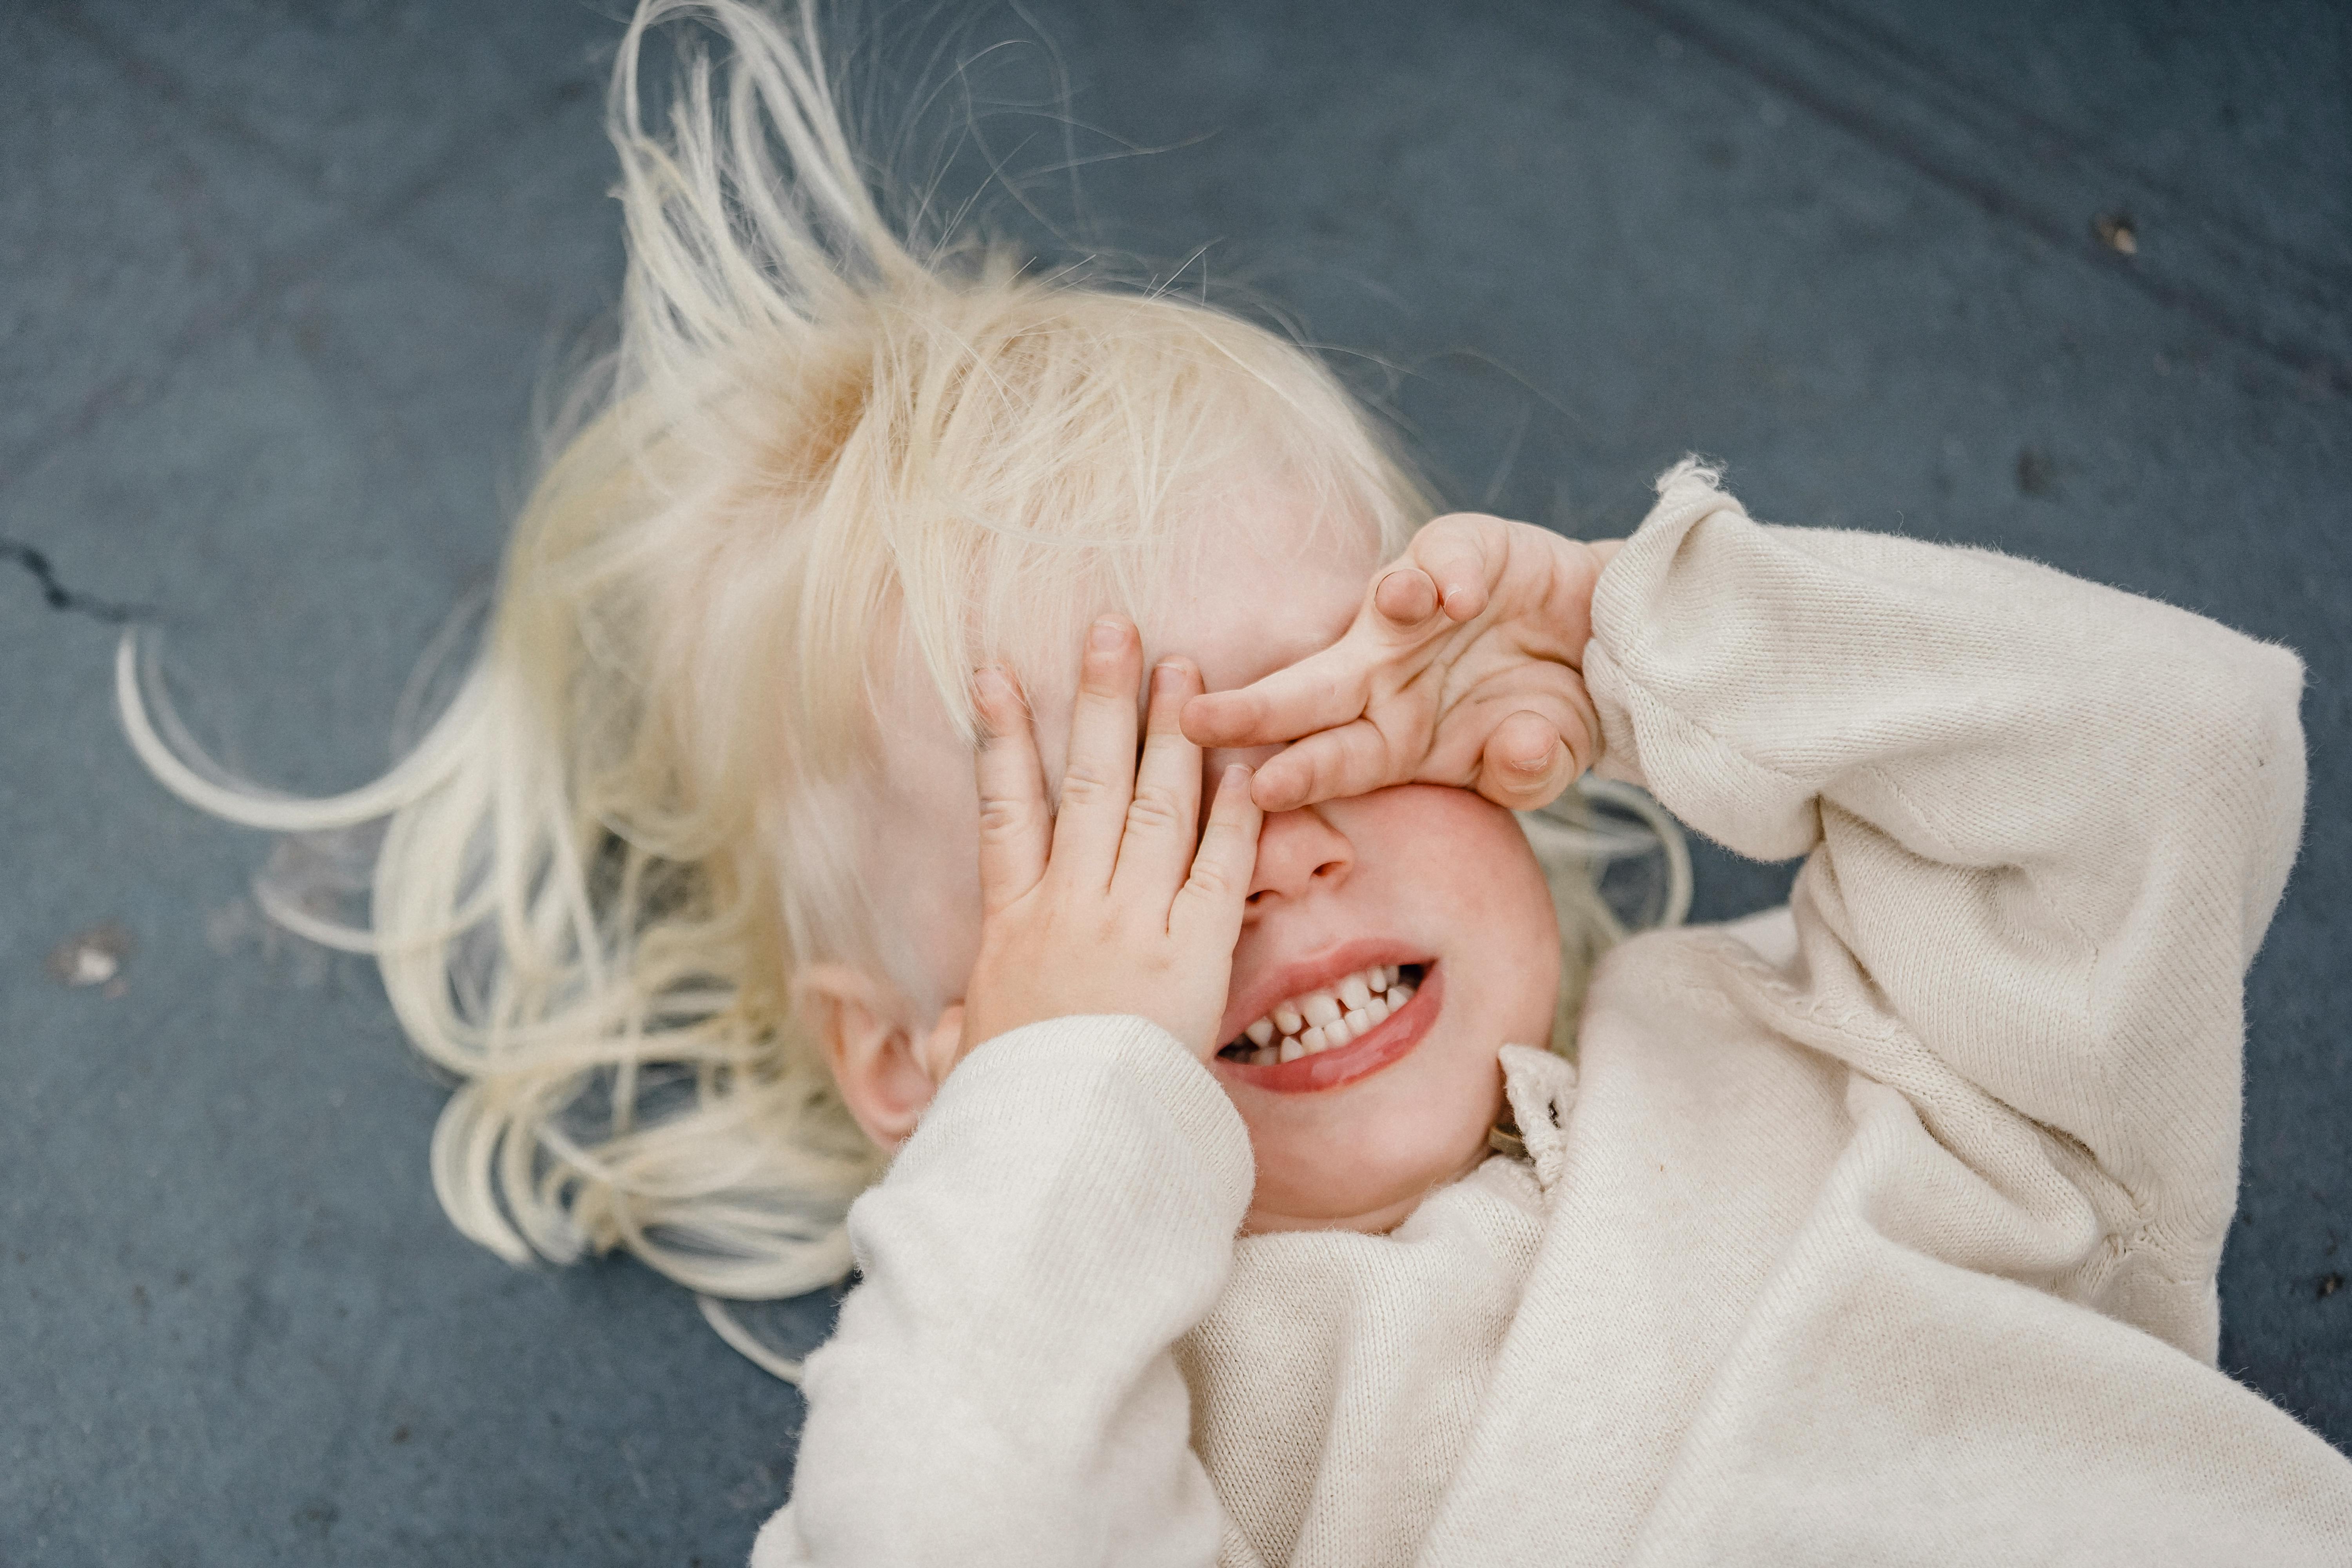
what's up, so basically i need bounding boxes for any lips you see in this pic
[1212,961,1444,1095]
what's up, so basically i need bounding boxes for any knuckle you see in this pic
[1076,663,1136,706]
[1495,772,1550,806]
[1056,766,1117,806]
[1124,785,1186,833]
[1185,862,1236,900]
[977,797,1031,838]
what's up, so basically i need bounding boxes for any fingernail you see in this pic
[1089,617,1123,652]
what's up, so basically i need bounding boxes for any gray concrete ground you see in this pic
[4,0,2347,1561]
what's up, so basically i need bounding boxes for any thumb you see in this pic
[1473,710,1583,810]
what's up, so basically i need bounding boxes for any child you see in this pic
[123,1,2352,1562]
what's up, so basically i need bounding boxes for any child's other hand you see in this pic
[1182,515,1623,813]
[941,617,1265,1076]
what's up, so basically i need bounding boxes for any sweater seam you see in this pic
[1855,759,2160,1252]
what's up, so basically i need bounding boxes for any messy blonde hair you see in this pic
[120,0,1686,1372]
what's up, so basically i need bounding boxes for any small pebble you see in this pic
[46,924,133,989]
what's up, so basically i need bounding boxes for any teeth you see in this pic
[1230,965,1424,1064]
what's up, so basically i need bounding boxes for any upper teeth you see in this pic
[1233,965,1418,1066]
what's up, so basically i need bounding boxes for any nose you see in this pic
[1245,805,1352,912]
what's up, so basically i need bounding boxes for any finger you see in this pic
[1472,709,1582,811]
[1113,658,1208,897]
[1173,764,1263,944]
[973,666,1051,916]
[1407,514,1510,622]
[1181,640,1372,750]
[1049,615,1146,885]
[1372,564,1440,625]
[1250,717,1403,813]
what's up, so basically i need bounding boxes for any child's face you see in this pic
[860,482,1562,1233]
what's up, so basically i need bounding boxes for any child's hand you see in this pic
[1182,514,1623,813]
[940,616,1265,1075]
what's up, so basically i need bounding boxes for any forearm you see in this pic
[1584,461,2306,1269]
[771,1016,1251,1568]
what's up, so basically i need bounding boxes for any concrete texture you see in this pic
[3,0,2345,1561]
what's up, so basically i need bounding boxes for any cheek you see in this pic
[899,849,984,1009]
[1360,788,1561,978]
[1450,825,1562,1036]
[863,779,987,1017]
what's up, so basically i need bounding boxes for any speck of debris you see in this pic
[392,1425,411,1444]
[2321,1273,2343,1300]
[46,923,134,988]
[2014,447,2059,498]
[2092,211,2138,256]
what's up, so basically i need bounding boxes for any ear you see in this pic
[795,963,940,1152]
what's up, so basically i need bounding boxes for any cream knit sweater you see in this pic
[754,465,2352,1566]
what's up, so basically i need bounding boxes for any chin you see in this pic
[1228,1038,1506,1237]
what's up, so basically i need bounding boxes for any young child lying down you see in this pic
[124,2,2352,1562]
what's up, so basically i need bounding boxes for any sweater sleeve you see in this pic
[1581,461,2307,1352]
[750,1015,1252,1568]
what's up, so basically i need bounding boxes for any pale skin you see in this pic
[802,496,1622,1234]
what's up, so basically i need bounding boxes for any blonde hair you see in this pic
[119,0,1686,1374]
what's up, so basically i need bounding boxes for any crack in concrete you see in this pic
[1618,0,2352,394]
[0,537,146,624]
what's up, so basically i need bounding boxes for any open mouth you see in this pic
[1214,960,1439,1094]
